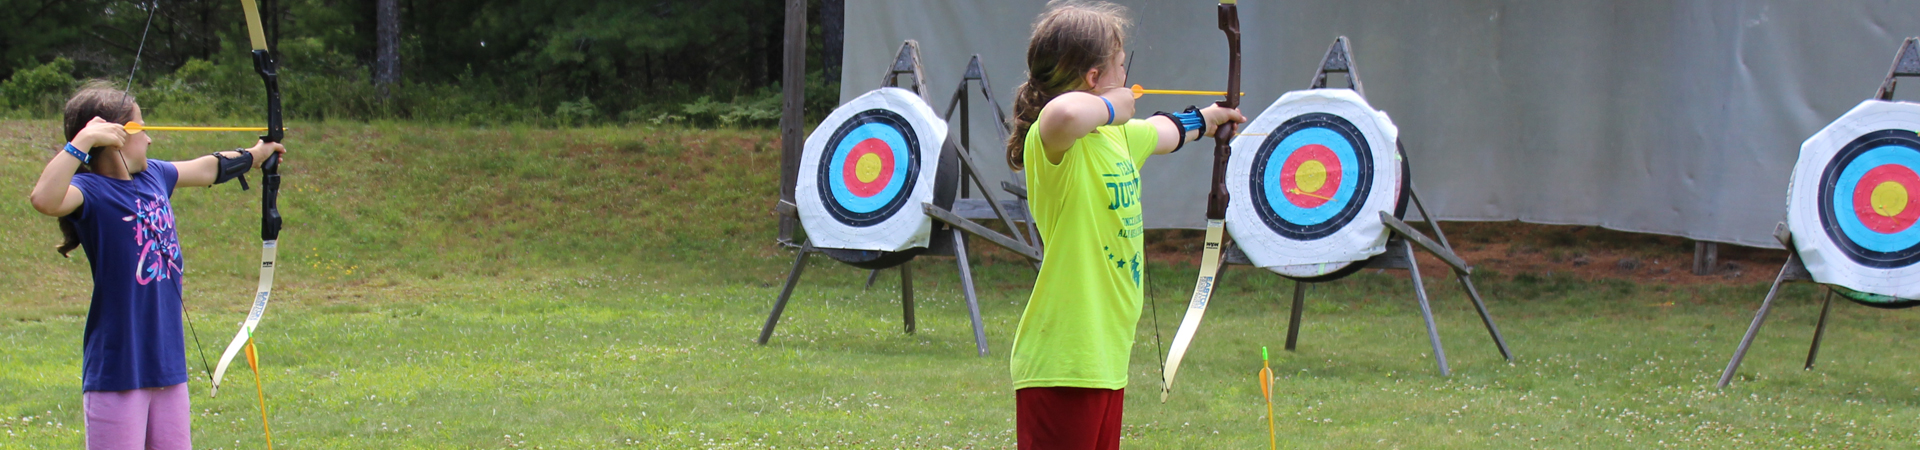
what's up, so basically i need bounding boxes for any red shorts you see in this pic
[1015,387,1124,450]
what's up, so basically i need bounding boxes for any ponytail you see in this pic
[1007,0,1131,171]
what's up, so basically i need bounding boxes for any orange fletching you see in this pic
[1259,366,1272,399]
[245,340,259,370]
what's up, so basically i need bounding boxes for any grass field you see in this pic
[4,119,1919,448]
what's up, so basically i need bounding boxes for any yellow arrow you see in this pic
[1287,188,1333,201]
[1131,84,1244,99]
[245,340,275,450]
[1261,347,1276,450]
[125,122,268,133]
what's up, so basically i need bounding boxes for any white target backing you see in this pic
[796,87,947,252]
[1788,99,1920,301]
[1226,89,1403,278]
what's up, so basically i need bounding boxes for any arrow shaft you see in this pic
[132,125,268,132]
[1139,88,1228,96]
[1287,188,1333,200]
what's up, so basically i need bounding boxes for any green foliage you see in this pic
[0,58,76,116]
[554,96,599,127]
[677,93,780,127]
[134,59,251,123]
[0,0,94,78]
[2,0,847,128]
[114,53,839,128]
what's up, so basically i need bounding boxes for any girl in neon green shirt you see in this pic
[1005,2,1244,448]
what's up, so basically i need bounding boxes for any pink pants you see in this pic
[84,383,191,450]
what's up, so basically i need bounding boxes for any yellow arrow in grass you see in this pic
[245,340,275,450]
[1261,347,1276,450]
[125,122,269,133]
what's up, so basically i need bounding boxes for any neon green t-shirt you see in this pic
[1011,119,1158,390]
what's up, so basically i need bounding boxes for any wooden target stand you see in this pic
[1221,38,1513,376]
[760,41,1043,357]
[1718,38,1920,388]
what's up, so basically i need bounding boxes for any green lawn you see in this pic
[4,120,1918,448]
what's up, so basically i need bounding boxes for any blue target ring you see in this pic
[815,109,922,227]
[1249,113,1374,240]
[1818,129,1920,268]
[826,123,913,214]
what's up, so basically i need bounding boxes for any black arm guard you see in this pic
[212,150,255,190]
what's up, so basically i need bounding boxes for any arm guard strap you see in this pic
[1154,106,1207,154]
[212,150,255,190]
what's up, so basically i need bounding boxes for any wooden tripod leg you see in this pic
[1404,186,1509,361]
[1804,289,1835,370]
[1403,240,1451,376]
[954,231,990,356]
[1285,281,1306,351]
[1456,274,1513,361]
[901,261,917,334]
[758,244,814,345]
[1718,254,1801,388]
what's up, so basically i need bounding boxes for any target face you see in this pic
[1227,89,1404,279]
[796,88,946,252]
[1818,130,1920,267]
[1788,99,1920,302]
[817,109,921,227]
[1250,113,1374,240]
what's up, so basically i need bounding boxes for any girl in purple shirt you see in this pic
[27,81,287,450]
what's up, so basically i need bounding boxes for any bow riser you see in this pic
[251,49,284,241]
[1206,1,1241,220]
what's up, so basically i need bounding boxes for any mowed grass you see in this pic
[4,119,1920,448]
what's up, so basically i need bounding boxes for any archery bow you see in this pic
[1160,0,1239,403]
[207,2,282,446]
[210,0,285,399]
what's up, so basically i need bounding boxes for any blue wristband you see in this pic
[1102,97,1116,125]
[63,142,90,164]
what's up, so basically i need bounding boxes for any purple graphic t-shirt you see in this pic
[68,160,188,391]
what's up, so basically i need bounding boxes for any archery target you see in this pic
[1788,99,1920,303]
[1226,89,1404,279]
[797,87,947,252]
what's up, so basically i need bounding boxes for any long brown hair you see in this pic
[53,80,139,257]
[1006,0,1131,170]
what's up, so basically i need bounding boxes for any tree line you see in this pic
[0,0,845,127]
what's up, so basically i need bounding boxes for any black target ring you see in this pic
[815,109,923,227]
[1249,112,1375,241]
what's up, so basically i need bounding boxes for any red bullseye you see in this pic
[842,138,895,198]
[1853,164,1920,234]
[1280,144,1342,208]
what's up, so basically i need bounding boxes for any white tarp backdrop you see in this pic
[842,0,1920,249]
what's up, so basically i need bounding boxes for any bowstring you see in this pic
[120,1,157,108]
[182,296,216,386]
[1126,50,1170,381]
